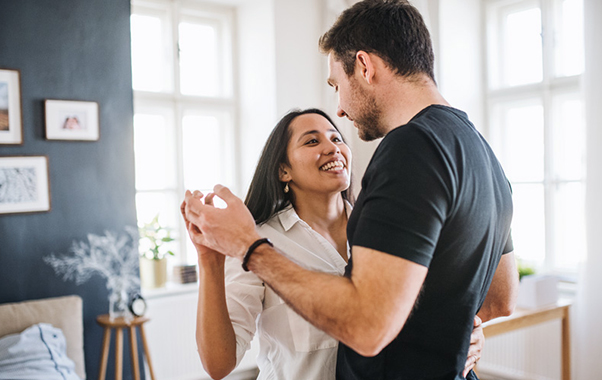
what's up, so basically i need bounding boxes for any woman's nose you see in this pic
[323,139,340,155]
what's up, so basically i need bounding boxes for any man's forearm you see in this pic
[245,244,366,350]
[244,243,427,356]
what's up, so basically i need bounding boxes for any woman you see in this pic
[181,109,483,379]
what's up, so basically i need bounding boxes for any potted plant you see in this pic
[517,258,536,280]
[138,215,175,289]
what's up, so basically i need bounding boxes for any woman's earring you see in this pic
[284,182,289,194]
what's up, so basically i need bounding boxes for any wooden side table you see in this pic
[481,300,572,380]
[96,314,156,380]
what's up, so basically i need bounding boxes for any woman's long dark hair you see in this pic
[244,108,354,225]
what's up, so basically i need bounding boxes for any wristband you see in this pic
[242,238,273,272]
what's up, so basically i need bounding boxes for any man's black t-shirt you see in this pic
[338,105,513,380]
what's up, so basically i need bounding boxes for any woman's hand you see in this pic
[180,191,224,264]
[463,315,484,378]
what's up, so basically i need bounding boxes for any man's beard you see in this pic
[355,95,386,142]
[349,79,386,142]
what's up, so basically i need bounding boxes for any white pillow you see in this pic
[0,323,81,380]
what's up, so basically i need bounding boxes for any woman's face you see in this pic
[281,113,351,197]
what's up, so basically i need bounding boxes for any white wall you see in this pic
[236,0,278,195]
[576,0,602,376]
[437,0,485,132]
[273,0,325,116]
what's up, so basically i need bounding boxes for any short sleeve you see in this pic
[502,230,514,254]
[224,256,265,367]
[351,127,453,268]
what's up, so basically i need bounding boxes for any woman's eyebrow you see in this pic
[297,128,339,143]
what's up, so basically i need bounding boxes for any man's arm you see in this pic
[183,187,427,356]
[477,251,519,323]
[248,244,427,356]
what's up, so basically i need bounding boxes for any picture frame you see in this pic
[0,156,51,215]
[0,68,23,145]
[44,99,100,141]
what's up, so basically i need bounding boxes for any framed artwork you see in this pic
[0,156,51,215]
[44,99,100,141]
[0,68,23,145]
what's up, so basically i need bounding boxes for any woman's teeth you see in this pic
[320,161,345,171]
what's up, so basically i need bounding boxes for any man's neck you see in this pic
[379,75,449,134]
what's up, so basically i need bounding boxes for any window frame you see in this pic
[131,0,239,265]
[482,0,585,280]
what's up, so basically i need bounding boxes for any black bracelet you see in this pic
[242,238,273,272]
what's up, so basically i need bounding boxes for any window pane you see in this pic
[503,7,543,86]
[497,103,545,183]
[182,115,221,190]
[135,191,180,253]
[179,22,219,97]
[512,184,546,265]
[554,0,584,77]
[131,14,171,92]
[553,182,585,270]
[552,96,585,181]
[133,113,176,190]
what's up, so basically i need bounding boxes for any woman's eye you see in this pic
[305,139,319,145]
[332,137,342,142]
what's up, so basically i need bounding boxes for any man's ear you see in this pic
[279,165,292,182]
[355,51,375,84]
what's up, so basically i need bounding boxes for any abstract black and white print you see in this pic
[0,167,38,204]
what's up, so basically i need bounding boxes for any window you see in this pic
[131,0,238,265]
[484,0,585,277]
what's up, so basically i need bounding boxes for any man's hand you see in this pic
[183,185,261,260]
[180,190,225,264]
[463,315,484,377]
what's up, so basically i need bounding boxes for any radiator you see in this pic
[143,288,259,380]
[478,319,563,380]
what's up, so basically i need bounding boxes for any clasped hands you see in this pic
[180,185,260,261]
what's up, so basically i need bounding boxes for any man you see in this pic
[184,0,518,379]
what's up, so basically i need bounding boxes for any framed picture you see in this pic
[44,99,99,141]
[0,156,51,215]
[0,68,23,145]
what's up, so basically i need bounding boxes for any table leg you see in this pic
[139,324,157,380]
[129,326,141,380]
[562,308,571,380]
[115,327,123,380]
[98,327,111,380]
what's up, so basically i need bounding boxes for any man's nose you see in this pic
[337,106,346,118]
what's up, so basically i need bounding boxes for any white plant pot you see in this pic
[516,274,559,309]
[140,257,167,289]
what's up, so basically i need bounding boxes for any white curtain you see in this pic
[576,0,602,377]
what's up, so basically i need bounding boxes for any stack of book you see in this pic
[173,264,198,284]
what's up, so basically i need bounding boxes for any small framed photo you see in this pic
[0,156,51,215]
[0,68,23,145]
[44,99,99,141]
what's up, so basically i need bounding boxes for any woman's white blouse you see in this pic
[224,203,351,380]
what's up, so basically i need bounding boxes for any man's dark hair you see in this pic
[244,108,354,225]
[319,0,435,82]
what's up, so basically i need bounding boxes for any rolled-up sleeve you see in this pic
[224,256,265,367]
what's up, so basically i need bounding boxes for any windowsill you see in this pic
[141,281,198,300]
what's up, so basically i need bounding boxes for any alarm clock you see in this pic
[129,294,147,317]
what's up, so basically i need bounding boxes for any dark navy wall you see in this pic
[0,1,140,378]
